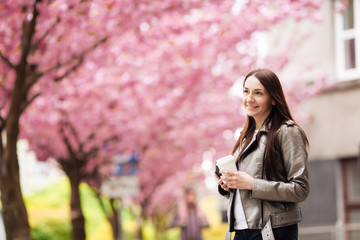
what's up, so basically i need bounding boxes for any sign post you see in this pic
[101,152,139,240]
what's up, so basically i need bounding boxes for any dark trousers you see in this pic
[233,224,298,240]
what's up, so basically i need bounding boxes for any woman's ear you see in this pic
[272,100,276,105]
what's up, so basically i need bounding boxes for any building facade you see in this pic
[268,0,360,239]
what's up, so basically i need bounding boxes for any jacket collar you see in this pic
[258,123,268,135]
[240,119,294,158]
[237,122,270,161]
[237,128,266,161]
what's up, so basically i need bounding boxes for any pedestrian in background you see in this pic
[216,69,309,240]
[168,186,209,240]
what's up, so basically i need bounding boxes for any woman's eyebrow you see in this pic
[244,87,263,91]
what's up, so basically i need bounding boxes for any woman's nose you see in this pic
[246,94,255,102]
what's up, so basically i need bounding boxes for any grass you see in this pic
[24,177,229,240]
[24,178,71,240]
[24,177,109,240]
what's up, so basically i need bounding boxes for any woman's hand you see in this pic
[215,173,230,191]
[220,171,254,190]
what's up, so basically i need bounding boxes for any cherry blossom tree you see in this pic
[0,1,113,239]
[104,2,325,238]
[1,0,324,239]
[24,3,327,240]
[0,1,211,239]
[20,71,125,239]
[0,0,233,239]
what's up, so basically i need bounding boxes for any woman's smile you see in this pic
[246,105,258,110]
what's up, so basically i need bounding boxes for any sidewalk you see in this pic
[0,211,5,240]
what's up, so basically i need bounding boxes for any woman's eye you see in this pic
[255,92,262,95]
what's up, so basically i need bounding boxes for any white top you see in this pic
[234,189,249,229]
[233,130,259,230]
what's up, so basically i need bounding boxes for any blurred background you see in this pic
[0,0,359,240]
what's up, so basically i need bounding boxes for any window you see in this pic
[335,0,360,81]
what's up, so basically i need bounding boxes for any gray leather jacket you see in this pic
[219,121,309,234]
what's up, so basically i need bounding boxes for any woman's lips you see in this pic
[246,105,258,110]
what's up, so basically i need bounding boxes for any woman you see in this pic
[168,186,209,240]
[217,69,309,240]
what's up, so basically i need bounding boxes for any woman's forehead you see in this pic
[244,76,265,90]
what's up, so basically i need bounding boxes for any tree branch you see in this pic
[0,115,5,132]
[61,119,99,161]
[0,51,16,69]
[19,0,40,69]
[22,35,107,95]
[19,92,41,115]
[31,17,61,54]
[84,146,99,160]
[59,124,76,159]
[92,189,119,234]
[23,69,42,96]
[54,57,84,82]
[60,118,82,151]
[58,123,90,176]
[41,37,107,78]
[94,189,110,217]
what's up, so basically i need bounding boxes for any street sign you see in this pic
[101,152,139,198]
[102,175,139,198]
[112,153,138,176]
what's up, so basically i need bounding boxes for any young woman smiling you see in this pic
[217,69,309,240]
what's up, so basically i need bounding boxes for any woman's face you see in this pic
[186,192,196,204]
[243,76,275,128]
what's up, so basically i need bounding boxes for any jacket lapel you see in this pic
[237,125,267,162]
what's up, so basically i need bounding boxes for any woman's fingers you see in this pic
[220,171,237,182]
[220,170,232,176]
[217,178,229,191]
[220,171,253,190]
[217,170,250,191]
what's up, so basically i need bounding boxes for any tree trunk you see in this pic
[137,201,149,240]
[0,133,31,240]
[67,171,86,240]
[0,68,31,239]
[0,1,40,238]
[137,218,143,240]
[109,198,120,240]
[93,193,121,240]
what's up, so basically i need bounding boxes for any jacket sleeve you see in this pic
[251,125,310,202]
[218,185,230,199]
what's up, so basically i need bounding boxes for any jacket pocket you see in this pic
[271,207,302,227]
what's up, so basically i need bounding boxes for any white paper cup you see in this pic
[216,155,237,174]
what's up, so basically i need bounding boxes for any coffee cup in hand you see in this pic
[216,155,237,176]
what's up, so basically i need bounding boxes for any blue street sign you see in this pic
[113,152,139,176]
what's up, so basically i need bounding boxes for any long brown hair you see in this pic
[232,69,308,179]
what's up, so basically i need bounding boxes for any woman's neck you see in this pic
[255,121,264,130]
[254,114,270,130]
